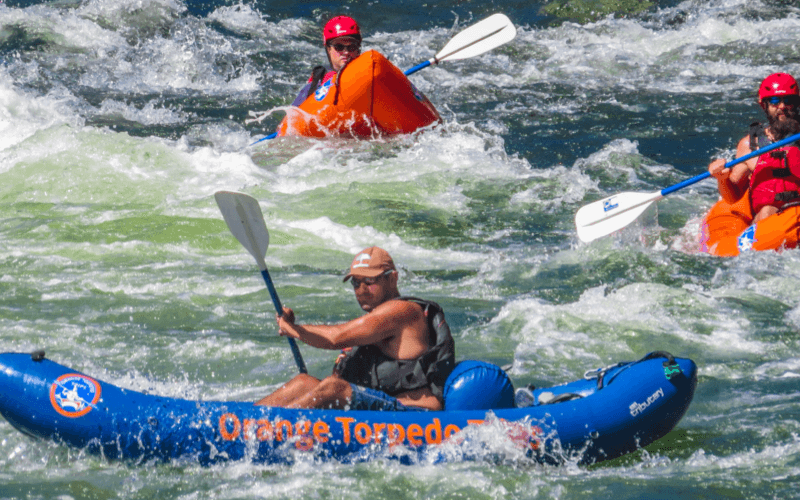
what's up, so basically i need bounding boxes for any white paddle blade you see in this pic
[215,191,270,269]
[575,191,663,243]
[435,14,516,62]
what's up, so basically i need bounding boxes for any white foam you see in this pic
[0,68,81,155]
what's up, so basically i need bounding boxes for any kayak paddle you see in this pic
[403,13,517,76]
[214,191,308,374]
[575,130,800,243]
[250,13,517,145]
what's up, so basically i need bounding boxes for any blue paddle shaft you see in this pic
[260,269,308,374]
[660,171,710,196]
[660,131,800,197]
[404,60,432,76]
[250,132,277,146]
[260,269,283,315]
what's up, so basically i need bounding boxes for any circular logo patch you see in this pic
[737,224,757,252]
[314,80,332,101]
[50,373,101,418]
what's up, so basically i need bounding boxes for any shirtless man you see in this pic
[708,72,800,223]
[255,246,455,411]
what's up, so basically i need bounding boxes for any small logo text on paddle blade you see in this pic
[603,198,619,212]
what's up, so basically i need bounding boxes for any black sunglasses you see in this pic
[350,270,393,289]
[329,42,361,53]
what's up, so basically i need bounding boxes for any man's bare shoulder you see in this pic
[735,135,757,167]
[372,298,424,321]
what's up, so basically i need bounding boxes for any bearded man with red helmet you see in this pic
[708,72,800,223]
[290,15,363,106]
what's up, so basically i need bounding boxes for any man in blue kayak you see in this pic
[255,246,455,411]
[291,15,363,106]
[708,72,800,223]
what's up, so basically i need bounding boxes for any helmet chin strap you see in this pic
[326,49,333,70]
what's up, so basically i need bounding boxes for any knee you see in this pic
[754,206,778,223]
[311,377,351,407]
[284,373,320,392]
[315,376,349,396]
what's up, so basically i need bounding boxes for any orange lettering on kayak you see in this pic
[354,422,372,445]
[425,419,442,444]
[313,421,330,444]
[219,414,508,450]
[444,424,460,439]
[274,420,293,441]
[295,421,314,451]
[387,423,405,446]
[219,413,241,440]
[256,419,273,441]
[335,416,356,444]
[407,424,424,446]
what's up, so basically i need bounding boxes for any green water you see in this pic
[3,0,800,498]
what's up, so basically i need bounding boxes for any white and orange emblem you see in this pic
[50,373,101,418]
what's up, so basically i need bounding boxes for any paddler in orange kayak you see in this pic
[707,73,800,223]
[291,15,363,106]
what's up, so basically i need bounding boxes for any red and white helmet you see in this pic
[758,73,799,101]
[323,16,361,44]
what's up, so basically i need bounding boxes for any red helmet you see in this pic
[758,73,799,101]
[323,16,361,44]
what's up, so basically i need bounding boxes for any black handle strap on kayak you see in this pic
[584,361,627,390]
[539,392,583,405]
[641,350,682,380]
[539,351,682,406]
[641,350,676,365]
[585,351,682,390]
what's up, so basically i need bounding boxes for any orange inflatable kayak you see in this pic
[700,191,800,256]
[277,50,440,138]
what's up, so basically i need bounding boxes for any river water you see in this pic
[1,0,800,498]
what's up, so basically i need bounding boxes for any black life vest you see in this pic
[334,297,456,399]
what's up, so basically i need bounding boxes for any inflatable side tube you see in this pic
[278,51,439,138]
[0,352,696,466]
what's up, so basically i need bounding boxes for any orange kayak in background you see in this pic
[277,50,440,138]
[700,191,800,256]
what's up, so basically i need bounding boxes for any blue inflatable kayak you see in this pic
[0,350,696,466]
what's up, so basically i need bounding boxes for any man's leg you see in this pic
[754,205,779,223]
[287,375,353,409]
[254,373,321,407]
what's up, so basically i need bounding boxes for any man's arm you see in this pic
[277,300,422,350]
[291,66,329,106]
[291,83,313,107]
[709,135,754,203]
